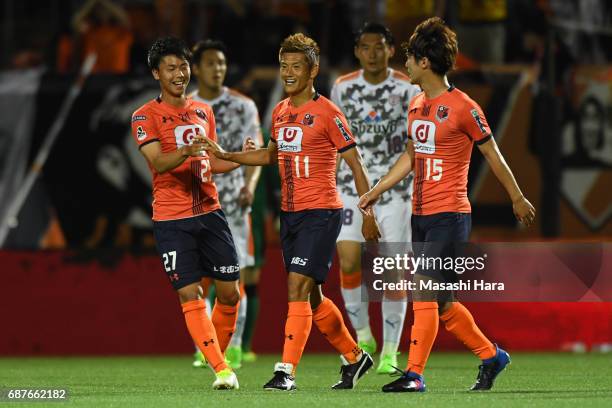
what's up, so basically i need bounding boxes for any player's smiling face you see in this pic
[153,54,190,97]
[355,33,394,76]
[280,52,317,96]
[194,49,227,92]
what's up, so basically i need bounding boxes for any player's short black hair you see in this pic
[147,37,192,70]
[402,17,457,76]
[191,39,228,65]
[355,22,395,46]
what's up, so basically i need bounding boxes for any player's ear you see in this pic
[310,63,319,79]
[419,56,429,70]
[353,45,360,60]
[388,45,396,58]
[152,68,160,81]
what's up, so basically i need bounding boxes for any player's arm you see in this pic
[139,140,204,174]
[210,137,258,174]
[477,138,535,226]
[358,140,414,212]
[202,135,277,166]
[341,146,381,241]
[240,133,263,207]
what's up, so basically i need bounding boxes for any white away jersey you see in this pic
[331,68,419,205]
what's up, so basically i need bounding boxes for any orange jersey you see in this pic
[271,93,356,212]
[408,86,492,215]
[131,97,220,221]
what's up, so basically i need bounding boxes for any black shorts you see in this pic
[280,209,342,284]
[411,212,472,283]
[153,210,240,290]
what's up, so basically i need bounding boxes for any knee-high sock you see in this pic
[406,301,439,375]
[340,270,373,342]
[212,300,239,354]
[182,300,227,372]
[229,284,247,348]
[440,302,496,360]
[313,297,361,364]
[242,284,259,351]
[282,301,313,370]
[381,295,407,355]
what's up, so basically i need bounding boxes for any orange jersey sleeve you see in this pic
[272,94,356,212]
[131,98,220,221]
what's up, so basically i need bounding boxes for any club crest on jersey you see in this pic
[436,105,450,123]
[411,119,436,154]
[334,116,352,141]
[195,108,207,121]
[136,125,147,141]
[277,126,303,152]
[174,124,206,147]
[302,113,315,127]
[471,109,487,134]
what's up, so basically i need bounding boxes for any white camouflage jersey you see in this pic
[192,87,262,219]
[331,69,420,205]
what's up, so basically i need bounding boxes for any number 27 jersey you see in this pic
[408,86,492,215]
[131,97,220,221]
[271,94,357,212]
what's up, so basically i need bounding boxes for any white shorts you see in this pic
[337,194,412,243]
[226,211,255,268]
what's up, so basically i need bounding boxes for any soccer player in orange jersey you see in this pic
[202,33,381,391]
[130,37,254,390]
[359,18,536,392]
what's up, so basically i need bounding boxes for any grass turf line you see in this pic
[1,353,611,407]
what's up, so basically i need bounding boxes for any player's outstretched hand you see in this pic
[200,136,229,159]
[362,213,381,242]
[358,191,379,217]
[513,196,536,227]
[243,137,257,152]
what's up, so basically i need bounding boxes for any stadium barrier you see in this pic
[2,248,610,355]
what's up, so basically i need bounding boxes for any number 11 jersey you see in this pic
[271,93,356,212]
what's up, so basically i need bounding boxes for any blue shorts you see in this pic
[411,212,472,283]
[153,210,240,290]
[280,209,342,284]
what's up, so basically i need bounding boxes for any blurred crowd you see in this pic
[4,0,612,74]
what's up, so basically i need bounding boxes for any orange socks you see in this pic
[282,301,313,369]
[440,302,496,360]
[211,300,239,353]
[313,297,361,364]
[406,301,439,375]
[182,299,227,372]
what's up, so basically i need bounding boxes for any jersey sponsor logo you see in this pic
[365,110,382,123]
[132,115,146,122]
[277,126,303,152]
[334,116,352,141]
[290,256,308,266]
[411,119,436,154]
[174,124,206,147]
[471,109,487,134]
[136,125,147,141]
[213,264,240,274]
[436,105,450,123]
[350,118,401,136]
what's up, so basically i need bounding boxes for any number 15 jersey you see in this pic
[408,86,492,216]
[271,93,357,212]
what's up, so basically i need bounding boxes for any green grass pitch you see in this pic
[1,353,611,407]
